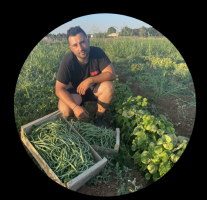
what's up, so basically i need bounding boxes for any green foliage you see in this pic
[111,143,133,169]
[107,27,116,35]
[93,32,108,38]
[143,56,192,86]
[139,26,148,37]
[14,42,69,131]
[118,26,162,38]
[128,178,140,193]
[119,26,135,36]
[90,37,184,63]
[131,131,189,182]
[109,76,190,183]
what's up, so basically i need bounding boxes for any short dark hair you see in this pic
[67,26,87,44]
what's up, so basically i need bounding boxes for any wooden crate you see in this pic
[91,128,120,154]
[65,119,120,154]
[21,110,107,191]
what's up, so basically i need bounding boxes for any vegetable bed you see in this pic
[21,110,107,191]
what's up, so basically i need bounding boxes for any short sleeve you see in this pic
[99,51,111,71]
[56,60,71,85]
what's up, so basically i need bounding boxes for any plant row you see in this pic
[108,76,190,182]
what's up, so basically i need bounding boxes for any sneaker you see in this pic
[94,114,109,129]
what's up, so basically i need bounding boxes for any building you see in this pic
[108,32,120,37]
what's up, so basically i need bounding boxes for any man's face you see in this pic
[68,33,90,60]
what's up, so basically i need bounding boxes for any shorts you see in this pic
[66,83,98,106]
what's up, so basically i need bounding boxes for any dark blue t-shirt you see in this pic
[56,46,111,88]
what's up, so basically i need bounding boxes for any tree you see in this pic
[147,27,157,37]
[133,28,140,36]
[156,30,164,37]
[107,27,116,35]
[139,26,147,37]
[119,26,134,36]
[93,32,108,38]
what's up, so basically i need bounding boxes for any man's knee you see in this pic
[57,94,82,117]
[93,81,115,99]
[104,81,115,96]
[58,100,73,117]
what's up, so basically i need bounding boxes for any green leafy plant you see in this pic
[175,99,188,120]
[128,178,140,192]
[113,95,149,143]
[87,155,114,185]
[131,133,189,181]
[149,104,159,117]
[110,77,190,183]
[117,182,130,195]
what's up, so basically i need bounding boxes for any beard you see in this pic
[76,47,90,59]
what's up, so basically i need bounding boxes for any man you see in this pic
[55,26,116,128]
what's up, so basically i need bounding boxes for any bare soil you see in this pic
[77,164,147,196]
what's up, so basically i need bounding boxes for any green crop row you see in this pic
[108,76,190,182]
[143,56,190,80]
[90,37,184,64]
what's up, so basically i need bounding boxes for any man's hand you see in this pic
[77,78,93,95]
[73,105,89,120]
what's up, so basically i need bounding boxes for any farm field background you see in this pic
[14,36,196,196]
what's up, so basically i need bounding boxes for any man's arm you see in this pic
[77,63,116,95]
[55,80,77,110]
[91,63,116,84]
[55,80,89,119]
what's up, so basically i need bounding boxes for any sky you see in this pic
[49,14,152,35]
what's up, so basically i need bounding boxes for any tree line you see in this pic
[46,26,163,40]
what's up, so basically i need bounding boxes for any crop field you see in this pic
[15,36,196,196]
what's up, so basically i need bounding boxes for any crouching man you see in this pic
[55,26,116,128]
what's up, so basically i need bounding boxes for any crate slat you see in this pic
[67,157,107,191]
